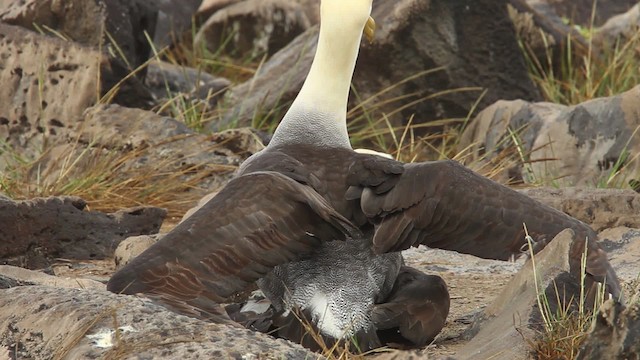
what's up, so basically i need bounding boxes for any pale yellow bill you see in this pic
[364,16,376,43]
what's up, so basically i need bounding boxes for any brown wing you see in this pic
[348,159,621,298]
[107,171,360,320]
[372,266,450,347]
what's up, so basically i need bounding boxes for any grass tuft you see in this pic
[523,225,607,360]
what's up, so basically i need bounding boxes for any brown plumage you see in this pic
[372,266,450,347]
[107,0,620,353]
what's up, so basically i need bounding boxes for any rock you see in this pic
[597,227,640,283]
[576,300,640,359]
[144,60,231,106]
[0,22,155,166]
[457,229,586,360]
[151,0,202,48]
[197,0,319,27]
[459,86,640,186]
[0,286,318,359]
[0,265,104,290]
[215,0,542,131]
[508,0,590,70]
[520,187,640,232]
[526,0,638,27]
[195,0,311,58]
[114,235,159,270]
[594,3,640,47]
[0,0,158,73]
[0,196,165,269]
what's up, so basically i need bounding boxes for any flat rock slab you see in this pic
[0,265,104,290]
[0,286,318,360]
[0,196,165,268]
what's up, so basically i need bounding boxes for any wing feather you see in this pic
[350,158,621,298]
[107,171,360,318]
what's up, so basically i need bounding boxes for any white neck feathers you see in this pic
[270,0,373,148]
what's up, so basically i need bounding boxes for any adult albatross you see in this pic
[108,0,621,351]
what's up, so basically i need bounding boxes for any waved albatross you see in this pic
[108,0,621,352]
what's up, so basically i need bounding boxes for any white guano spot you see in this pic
[86,326,137,349]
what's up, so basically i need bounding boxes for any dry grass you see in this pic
[0,135,232,218]
[523,227,608,360]
[521,12,640,106]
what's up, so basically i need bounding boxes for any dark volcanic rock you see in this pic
[195,0,312,58]
[526,0,638,27]
[151,0,202,48]
[144,60,231,106]
[577,300,640,360]
[0,286,318,359]
[216,0,541,131]
[0,196,165,268]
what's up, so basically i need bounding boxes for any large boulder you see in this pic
[0,23,148,164]
[144,60,231,107]
[0,196,165,269]
[215,0,542,131]
[151,0,202,48]
[0,0,158,73]
[459,85,640,186]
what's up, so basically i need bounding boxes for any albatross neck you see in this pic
[270,13,367,149]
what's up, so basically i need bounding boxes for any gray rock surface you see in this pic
[459,85,640,186]
[215,0,542,130]
[576,300,640,360]
[114,235,159,270]
[150,0,202,48]
[0,286,319,360]
[526,0,638,27]
[594,3,640,46]
[0,196,165,268]
[195,0,312,58]
[521,187,640,232]
[0,22,154,166]
[0,265,104,290]
[457,230,586,360]
[145,60,231,106]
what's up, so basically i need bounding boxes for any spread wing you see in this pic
[107,171,360,321]
[347,158,621,298]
